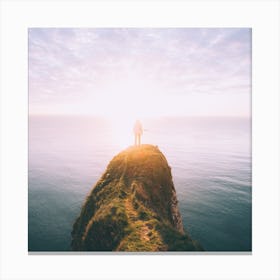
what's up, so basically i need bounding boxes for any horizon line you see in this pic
[28,113,251,119]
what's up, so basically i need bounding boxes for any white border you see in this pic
[1,1,279,280]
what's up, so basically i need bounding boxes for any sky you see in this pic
[29,28,251,119]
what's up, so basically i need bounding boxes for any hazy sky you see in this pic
[29,28,251,118]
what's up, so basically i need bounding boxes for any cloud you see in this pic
[29,28,251,116]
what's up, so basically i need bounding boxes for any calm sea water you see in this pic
[28,115,251,252]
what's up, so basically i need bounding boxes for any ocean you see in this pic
[28,115,251,252]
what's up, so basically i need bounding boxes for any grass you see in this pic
[72,144,203,251]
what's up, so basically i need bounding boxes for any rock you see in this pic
[71,144,203,251]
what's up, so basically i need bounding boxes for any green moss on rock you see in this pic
[71,144,202,251]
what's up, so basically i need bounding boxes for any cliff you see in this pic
[71,144,202,251]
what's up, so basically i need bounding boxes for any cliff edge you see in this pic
[71,144,202,251]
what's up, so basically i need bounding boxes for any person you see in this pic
[133,120,143,146]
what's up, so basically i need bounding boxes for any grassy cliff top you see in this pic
[72,144,203,251]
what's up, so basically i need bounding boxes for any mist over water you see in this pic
[28,115,251,251]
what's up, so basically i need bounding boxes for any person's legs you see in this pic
[136,134,140,146]
[134,134,137,146]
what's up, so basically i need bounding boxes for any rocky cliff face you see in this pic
[71,144,202,251]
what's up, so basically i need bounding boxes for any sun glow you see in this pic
[109,116,136,149]
[96,76,162,118]
[93,77,162,149]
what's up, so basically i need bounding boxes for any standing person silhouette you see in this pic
[133,120,143,146]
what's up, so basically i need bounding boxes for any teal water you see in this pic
[28,115,251,251]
